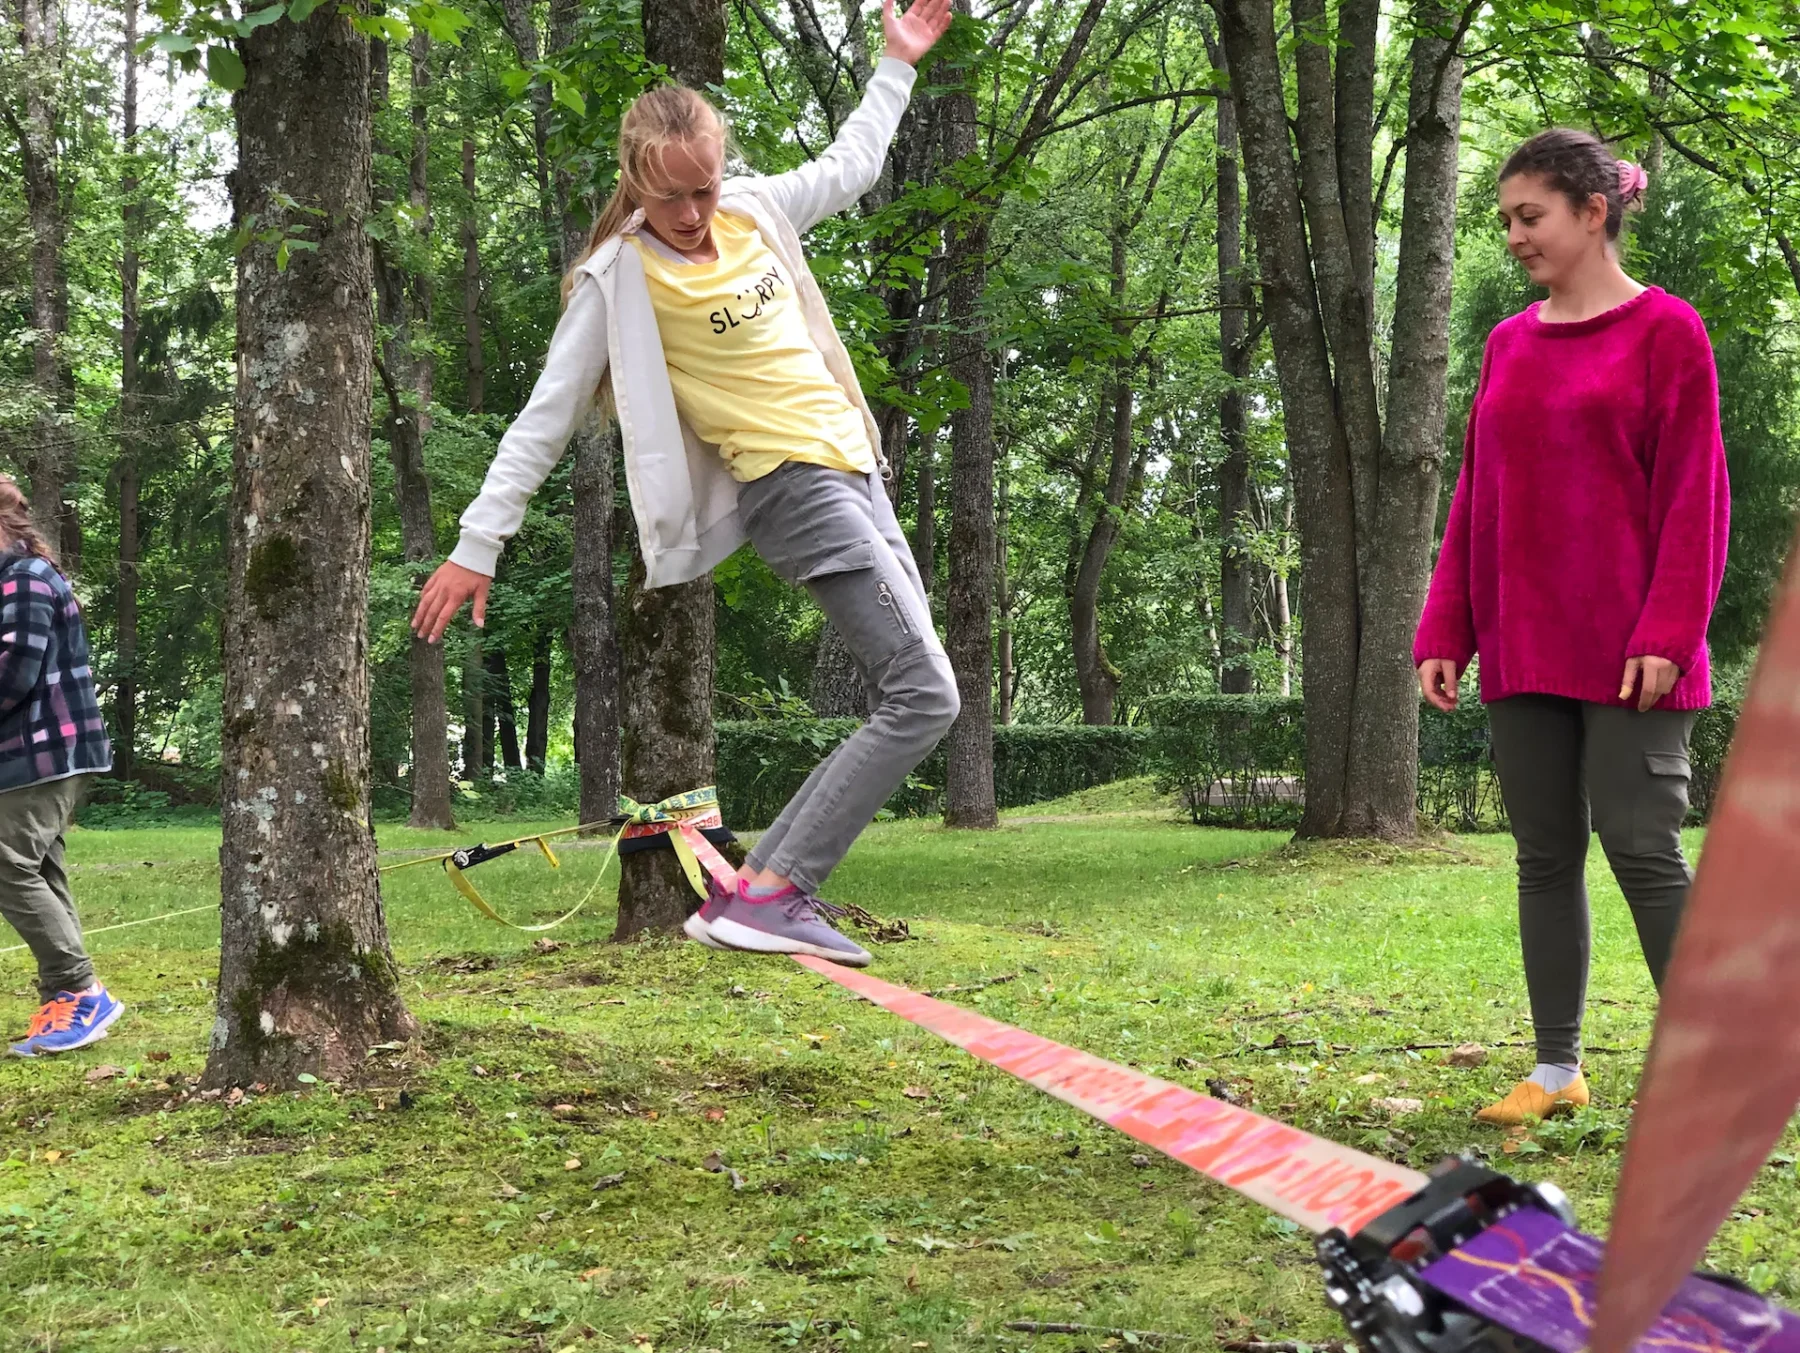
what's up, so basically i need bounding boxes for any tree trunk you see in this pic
[810,627,870,716]
[1341,2,1463,836]
[372,35,455,830]
[114,0,141,781]
[1215,49,1255,696]
[555,15,622,831]
[940,0,1107,820]
[1070,381,1132,725]
[617,556,715,937]
[11,0,72,557]
[461,135,484,413]
[487,648,522,770]
[497,0,560,270]
[463,638,486,773]
[526,628,552,772]
[208,1,415,1089]
[912,434,936,589]
[570,420,621,822]
[996,448,1013,726]
[1220,0,1462,838]
[941,178,998,823]
[613,0,722,936]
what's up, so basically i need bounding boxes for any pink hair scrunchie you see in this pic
[1618,159,1649,204]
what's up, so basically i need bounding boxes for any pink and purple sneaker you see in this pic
[704,880,872,967]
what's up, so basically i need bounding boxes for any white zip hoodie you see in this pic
[449,57,918,589]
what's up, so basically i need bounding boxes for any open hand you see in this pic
[1418,659,1461,713]
[412,559,491,645]
[882,0,952,67]
[1621,655,1680,712]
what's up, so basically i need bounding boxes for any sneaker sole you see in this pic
[683,913,730,950]
[10,1000,125,1057]
[707,917,871,967]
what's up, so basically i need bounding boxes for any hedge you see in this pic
[716,720,1154,829]
[1144,694,1740,831]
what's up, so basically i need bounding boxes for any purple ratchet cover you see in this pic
[1418,1206,1800,1353]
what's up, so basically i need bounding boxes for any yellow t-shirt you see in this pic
[631,211,876,483]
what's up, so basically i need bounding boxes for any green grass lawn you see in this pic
[3,796,1794,1353]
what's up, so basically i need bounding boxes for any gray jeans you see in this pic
[1487,696,1697,1064]
[738,463,959,892]
[0,775,94,1000]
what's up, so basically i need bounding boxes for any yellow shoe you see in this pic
[1475,1071,1589,1126]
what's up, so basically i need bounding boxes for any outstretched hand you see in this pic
[412,559,491,646]
[882,0,952,67]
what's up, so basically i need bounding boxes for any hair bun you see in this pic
[1618,159,1649,204]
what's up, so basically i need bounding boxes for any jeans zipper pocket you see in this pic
[876,580,911,635]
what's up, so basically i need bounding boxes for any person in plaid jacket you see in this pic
[0,475,123,1056]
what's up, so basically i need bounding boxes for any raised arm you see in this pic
[749,0,950,234]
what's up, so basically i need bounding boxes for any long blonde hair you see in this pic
[559,82,733,308]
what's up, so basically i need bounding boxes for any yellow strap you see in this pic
[402,787,721,932]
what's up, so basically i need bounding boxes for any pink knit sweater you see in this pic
[1414,286,1729,710]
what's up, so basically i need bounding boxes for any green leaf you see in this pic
[297,1072,318,1084]
[238,3,285,31]
[275,238,291,272]
[206,45,246,90]
[153,30,198,52]
[552,79,586,115]
[288,0,326,18]
[408,0,471,42]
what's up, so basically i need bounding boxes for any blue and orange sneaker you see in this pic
[8,988,125,1057]
[683,870,738,950]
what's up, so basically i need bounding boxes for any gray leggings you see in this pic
[1487,695,1697,1064]
[738,462,959,892]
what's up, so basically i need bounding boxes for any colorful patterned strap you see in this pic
[791,954,1425,1236]
[1422,1205,1800,1353]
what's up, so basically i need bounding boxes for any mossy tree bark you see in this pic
[206,0,416,1089]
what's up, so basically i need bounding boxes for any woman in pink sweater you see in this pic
[1414,129,1730,1126]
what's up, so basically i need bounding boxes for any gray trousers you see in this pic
[738,463,959,892]
[0,775,94,1000]
[1487,696,1697,1064]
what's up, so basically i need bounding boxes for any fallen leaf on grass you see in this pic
[564,1158,581,1171]
[902,1086,930,1100]
[1130,1154,1151,1168]
[1354,1073,1383,1085]
[145,1050,171,1063]
[496,1183,522,1198]
[1372,1097,1424,1116]
[591,1172,626,1191]
[702,1151,726,1172]
[85,1064,124,1083]
[43,1149,61,1163]
[1447,1043,1488,1068]
[533,939,565,954]
[703,1106,726,1122]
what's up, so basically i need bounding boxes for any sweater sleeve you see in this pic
[744,57,917,236]
[0,569,56,719]
[1412,344,1490,670]
[449,272,612,577]
[1624,306,1731,673]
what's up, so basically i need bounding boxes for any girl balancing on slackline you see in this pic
[412,0,955,968]
[1414,130,1729,1126]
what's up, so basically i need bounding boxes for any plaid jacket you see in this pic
[0,549,112,793]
